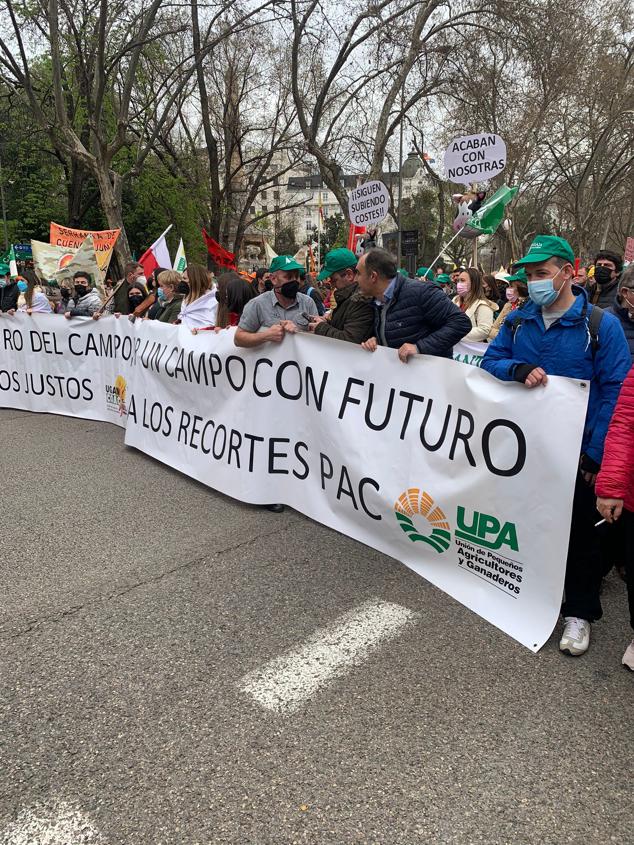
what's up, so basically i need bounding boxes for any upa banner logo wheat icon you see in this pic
[394,488,451,554]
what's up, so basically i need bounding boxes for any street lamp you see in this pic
[0,153,8,251]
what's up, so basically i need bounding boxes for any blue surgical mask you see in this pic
[157,287,165,301]
[528,268,565,308]
[0,278,7,288]
[17,280,27,293]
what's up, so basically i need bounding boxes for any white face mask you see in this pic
[137,275,147,286]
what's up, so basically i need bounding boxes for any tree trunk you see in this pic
[67,160,86,226]
[94,166,131,273]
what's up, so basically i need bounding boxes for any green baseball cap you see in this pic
[317,248,358,281]
[269,255,305,273]
[505,267,528,283]
[416,266,432,278]
[0,263,9,276]
[514,235,575,267]
[436,273,451,285]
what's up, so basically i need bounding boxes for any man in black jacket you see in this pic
[589,250,622,308]
[0,263,19,312]
[357,248,471,362]
[308,248,374,344]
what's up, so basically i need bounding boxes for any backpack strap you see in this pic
[587,304,604,357]
[306,286,314,297]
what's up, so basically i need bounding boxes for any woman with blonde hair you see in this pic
[155,269,184,323]
[177,263,217,329]
[452,267,497,341]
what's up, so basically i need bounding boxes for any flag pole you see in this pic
[420,227,466,279]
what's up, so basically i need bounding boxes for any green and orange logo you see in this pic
[394,488,451,554]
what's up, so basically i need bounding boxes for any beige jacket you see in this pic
[452,296,498,342]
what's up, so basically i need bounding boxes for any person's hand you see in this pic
[114,312,121,319]
[596,497,623,523]
[524,367,548,388]
[26,308,33,316]
[7,308,15,316]
[64,312,71,320]
[361,337,377,352]
[398,342,418,363]
[279,320,297,334]
[267,324,285,343]
[309,315,327,327]
[582,471,597,485]
[92,312,101,320]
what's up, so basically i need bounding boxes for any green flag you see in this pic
[463,185,518,237]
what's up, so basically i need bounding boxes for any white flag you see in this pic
[173,238,187,273]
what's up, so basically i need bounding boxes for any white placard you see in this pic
[444,134,507,187]
[0,314,589,652]
[348,180,390,227]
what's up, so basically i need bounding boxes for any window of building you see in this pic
[305,221,313,231]
[261,190,268,200]
[249,206,255,215]
[262,204,268,213]
[273,190,279,200]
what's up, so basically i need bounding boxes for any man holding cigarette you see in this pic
[483,236,631,657]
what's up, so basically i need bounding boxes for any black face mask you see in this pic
[594,266,614,286]
[61,288,71,301]
[74,285,88,298]
[129,295,144,309]
[177,281,189,295]
[264,280,273,291]
[280,281,299,299]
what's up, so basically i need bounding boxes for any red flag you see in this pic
[202,228,236,269]
[347,223,366,253]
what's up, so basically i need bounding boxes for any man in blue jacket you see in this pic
[357,248,471,361]
[482,235,631,657]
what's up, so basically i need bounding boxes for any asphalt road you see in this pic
[0,408,631,845]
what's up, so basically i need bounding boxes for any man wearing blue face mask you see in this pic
[0,262,19,312]
[483,235,631,658]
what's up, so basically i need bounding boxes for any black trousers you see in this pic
[562,473,604,622]
[621,510,634,631]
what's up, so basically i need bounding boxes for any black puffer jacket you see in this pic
[0,282,19,312]
[374,275,471,357]
[609,298,634,362]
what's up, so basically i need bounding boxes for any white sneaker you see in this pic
[622,638,634,671]
[559,617,591,656]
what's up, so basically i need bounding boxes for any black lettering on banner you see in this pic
[448,408,476,466]
[200,419,215,454]
[359,477,382,520]
[482,419,527,477]
[190,414,203,449]
[336,465,357,509]
[276,361,302,401]
[320,453,334,489]
[228,429,242,467]
[165,347,178,377]
[212,424,227,459]
[398,390,425,439]
[365,383,395,431]
[253,358,273,397]
[163,406,173,437]
[420,400,452,451]
[225,355,247,391]
[209,353,222,387]
[3,328,23,351]
[127,394,137,423]
[269,437,291,474]
[293,442,309,479]
[244,433,264,472]
[305,367,328,411]
[177,410,191,443]
[338,377,364,419]
[0,370,20,392]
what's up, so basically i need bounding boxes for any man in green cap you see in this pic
[416,266,432,280]
[0,262,19,312]
[306,248,374,344]
[235,255,318,350]
[483,234,631,659]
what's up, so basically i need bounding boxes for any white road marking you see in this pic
[1,801,103,845]
[240,600,417,714]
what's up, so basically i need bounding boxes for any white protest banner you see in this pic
[444,134,506,187]
[0,313,136,428]
[348,180,389,227]
[0,316,589,651]
[453,340,487,367]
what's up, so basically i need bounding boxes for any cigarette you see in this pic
[595,518,606,527]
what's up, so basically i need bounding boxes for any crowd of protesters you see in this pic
[1,236,633,671]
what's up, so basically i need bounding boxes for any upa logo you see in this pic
[105,375,128,416]
[394,488,451,554]
[455,506,519,552]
